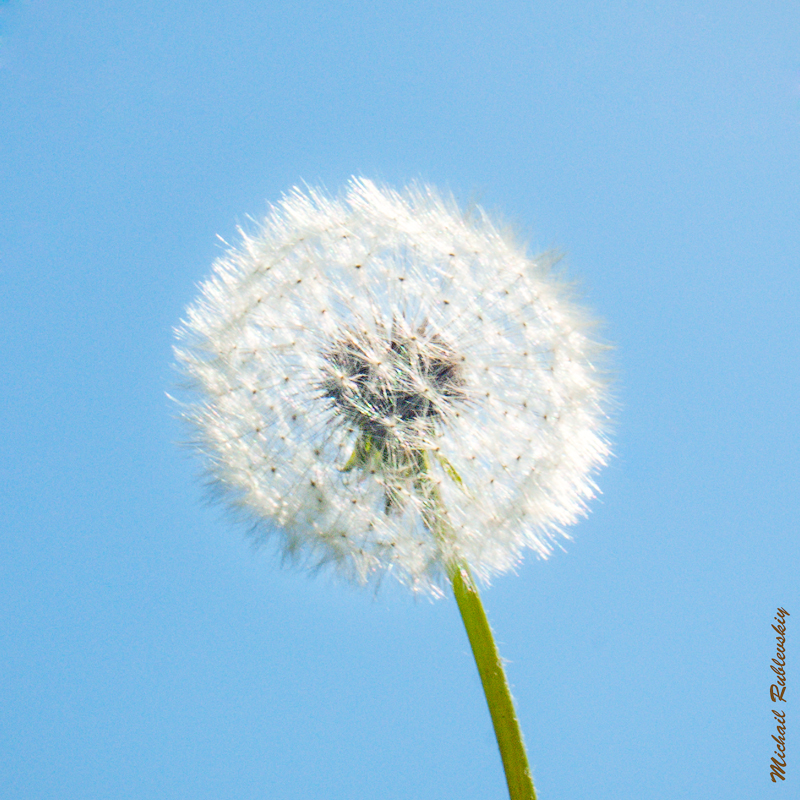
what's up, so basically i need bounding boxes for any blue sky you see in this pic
[2,2,798,798]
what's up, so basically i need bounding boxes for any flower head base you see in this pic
[175,178,611,595]
[320,319,466,444]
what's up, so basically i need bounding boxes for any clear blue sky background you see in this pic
[2,2,798,798]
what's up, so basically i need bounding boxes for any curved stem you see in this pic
[449,562,537,800]
[412,453,536,799]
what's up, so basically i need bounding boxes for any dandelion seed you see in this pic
[174,178,611,596]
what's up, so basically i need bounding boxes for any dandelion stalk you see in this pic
[449,562,536,800]
[420,456,535,800]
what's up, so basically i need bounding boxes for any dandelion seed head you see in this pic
[174,178,612,595]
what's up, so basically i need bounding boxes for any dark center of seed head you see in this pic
[320,323,465,442]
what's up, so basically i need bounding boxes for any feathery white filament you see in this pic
[174,178,611,595]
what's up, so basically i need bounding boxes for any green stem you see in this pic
[449,562,537,800]
[408,451,536,798]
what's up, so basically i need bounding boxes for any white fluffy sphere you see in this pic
[174,178,611,595]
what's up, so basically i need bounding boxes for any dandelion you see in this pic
[174,177,611,800]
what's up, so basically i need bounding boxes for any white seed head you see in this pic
[174,178,611,596]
